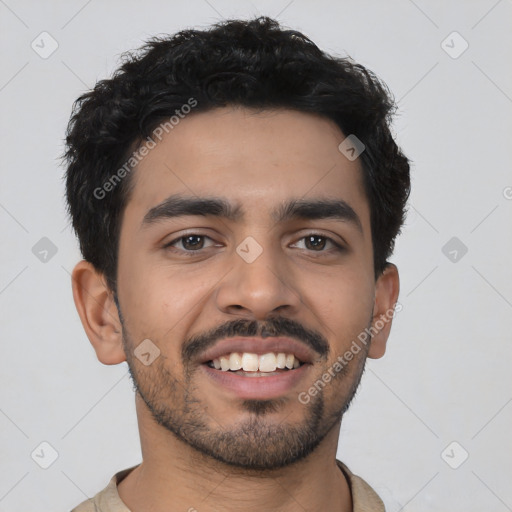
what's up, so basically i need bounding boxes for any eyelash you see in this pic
[162,233,345,256]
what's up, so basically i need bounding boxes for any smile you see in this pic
[201,356,311,400]
[206,351,304,373]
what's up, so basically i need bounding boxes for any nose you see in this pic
[214,238,301,320]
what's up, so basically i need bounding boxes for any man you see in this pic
[65,16,410,512]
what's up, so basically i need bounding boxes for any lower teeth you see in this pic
[231,370,286,377]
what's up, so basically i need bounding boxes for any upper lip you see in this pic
[198,337,316,365]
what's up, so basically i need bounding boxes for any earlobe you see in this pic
[367,262,400,359]
[71,260,126,365]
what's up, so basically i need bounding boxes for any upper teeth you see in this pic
[212,352,301,372]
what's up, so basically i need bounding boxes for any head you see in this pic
[64,17,410,470]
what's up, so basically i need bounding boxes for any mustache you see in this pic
[182,317,330,363]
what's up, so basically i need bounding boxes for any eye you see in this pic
[163,234,217,253]
[292,233,344,253]
[162,232,345,257]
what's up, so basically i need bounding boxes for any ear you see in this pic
[367,262,400,359]
[71,260,126,365]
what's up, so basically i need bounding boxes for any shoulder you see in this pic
[69,465,139,512]
[336,459,386,512]
[70,497,98,512]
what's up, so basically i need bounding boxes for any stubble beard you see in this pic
[121,320,369,471]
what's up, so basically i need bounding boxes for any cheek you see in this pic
[304,269,374,352]
[120,260,216,343]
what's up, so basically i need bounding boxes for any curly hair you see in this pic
[63,16,410,294]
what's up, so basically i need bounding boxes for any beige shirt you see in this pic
[71,459,385,511]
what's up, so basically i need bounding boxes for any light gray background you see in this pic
[1,1,511,511]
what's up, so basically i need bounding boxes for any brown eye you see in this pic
[292,234,343,253]
[164,234,216,254]
[180,235,205,250]
[304,235,327,251]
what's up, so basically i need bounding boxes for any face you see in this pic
[115,107,379,470]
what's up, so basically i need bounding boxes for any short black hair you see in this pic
[63,16,410,294]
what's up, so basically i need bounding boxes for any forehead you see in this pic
[123,106,369,228]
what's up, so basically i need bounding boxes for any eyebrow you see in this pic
[141,194,363,233]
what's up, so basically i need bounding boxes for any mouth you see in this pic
[205,351,305,376]
[200,350,311,399]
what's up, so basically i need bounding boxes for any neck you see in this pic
[117,394,352,512]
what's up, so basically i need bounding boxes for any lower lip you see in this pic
[200,363,311,400]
